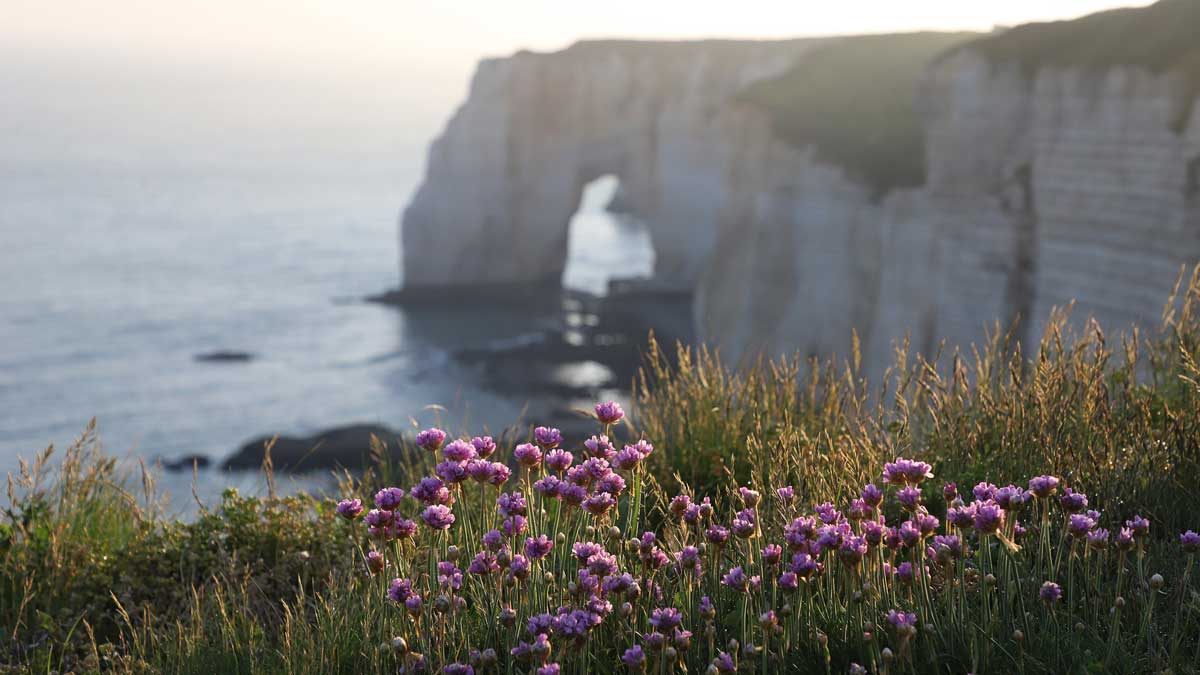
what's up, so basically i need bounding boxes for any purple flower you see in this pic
[862,519,884,547]
[973,501,1004,535]
[705,525,730,547]
[415,428,446,452]
[861,484,884,507]
[972,482,998,502]
[471,435,496,459]
[503,515,528,537]
[583,492,616,516]
[405,594,423,614]
[584,435,616,460]
[1060,488,1088,514]
[436,460,468,484]
[442,439,476,462]
[1181,530,1200,553]
[1125,515,1150,539]
[649,607,682,630]
[443,663,473,675]
[886,609,918,631]
[420,504,455,530]
[468,551,499,575]
[596,473,627,496]
[533,426,562,450]
[898,520,921,548]
[1028,475,1060,498]
[509,554,531,581]
[525,534,554,560]
[595,401,625,425]
[534,475,562,498]
[1040,581,1062,604]
[778,571,799,591]
[1115,527,1136,552]
[536,665,560,675]
[365,550,386,575]
[572,541,604,564]
[668,494,692,518]
[628,439,654,458]
[1086,528,1109,551]
[943,482,958,501]
[364,508,393,529]
[777,485,795,503]
[882,458,933,485]
[713,651,736,673]
[336,498,364,520]
[482,529,504,550]
[497,491,527,518]
[546,449,573,472]
[814,502,840,524]
[514,443,543,468]
[699,595,716,619]
[387,577,414,604]
[721,566,748,591]
[995,485,1029,510]
[410,476,451,505]
[847,499,869,521]
[621,645,646,670]
[897,486,922,511]
[761,544,783,566]
[393,518,417,539]
[790,553,821,578]
[838,535,868,567]
[893,561,914,585]
[487,462,512,486]
[1067,513,1096,538]
[614,446,642,471]
[731,512,756,539]
[738,487,761,509]
[558,482,587,506]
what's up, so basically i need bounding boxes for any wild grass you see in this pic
[3,270,1200,673]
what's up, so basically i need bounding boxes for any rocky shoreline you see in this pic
[179,282,692,474]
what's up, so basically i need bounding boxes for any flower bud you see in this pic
[543,572,555,584]
[391,636,408,654]
[499,606,517,628]
[881,648,894,663]
[556,533,567,545]
[608,526,622,541]
[1114,596,1125,609]
[620,601,633,618]
[1150,573,1164,590]
[779,603,793,618]
[862,631,873,644]
[480,649,497,667]
[985,573,997,587]
[435,594,451,613]
[664,646,678,661]
[446,545,460,562]
[1012,629,1024,642]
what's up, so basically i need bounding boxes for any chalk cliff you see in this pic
[401,1,1200,381]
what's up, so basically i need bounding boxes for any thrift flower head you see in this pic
[514,443,543,468]
[365,550,386,575]
[471,435,496,459]
[1126,515,1150,539]
[886,609,918,631]
[497,491,527,518]
[668,494,691,517]
[614,446,642,471]
[738,487,761,509]
[621,645,646,670]
[525,534,554,559]
[595,401,625,425]
[488,462,512,486]
[1068,513,1096,538]
[1181,530,1200,553]
[722,566,748,591]
[546,449,573,472]
[882,458,933,485]
[897,486,922,511]
[861,483,884,507]
[420,504,455,530]
[533,426,562,449]
[649,607,683,630]
[584,435,616,460]
[1040,581,1063,604]
[442,439,476,462]
[583,492,616,516]
[1087,528,1110,551]
[415,428,446,452]
[943,482,958,501]
[973,501,1003,535]
[336,498,364,520]
[972,482,998,502]
[776,485,795,503]
[1028,475,1060,498]
[1060,488,1088,514]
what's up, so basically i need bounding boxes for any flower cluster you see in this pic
[335,411,1199,673]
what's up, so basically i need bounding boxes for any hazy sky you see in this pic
[1,1,1151,177]
[6,1,1150,67]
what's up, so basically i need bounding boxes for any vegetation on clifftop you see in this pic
[737,32,976,198]
[5,268,1200,672]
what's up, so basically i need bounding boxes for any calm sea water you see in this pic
[0,50,654,513]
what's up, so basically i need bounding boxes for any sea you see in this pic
[0,46,656,513]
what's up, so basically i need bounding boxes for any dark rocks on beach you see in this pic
[195,350,255,363]
[222,424,410,472]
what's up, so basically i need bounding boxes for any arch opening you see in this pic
[561,174,656,296]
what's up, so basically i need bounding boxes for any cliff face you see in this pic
[401,39,824,291]
[402,3,1200,381]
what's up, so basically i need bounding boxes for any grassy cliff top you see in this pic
[968,0,1200,75]
[737,31,978,197]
